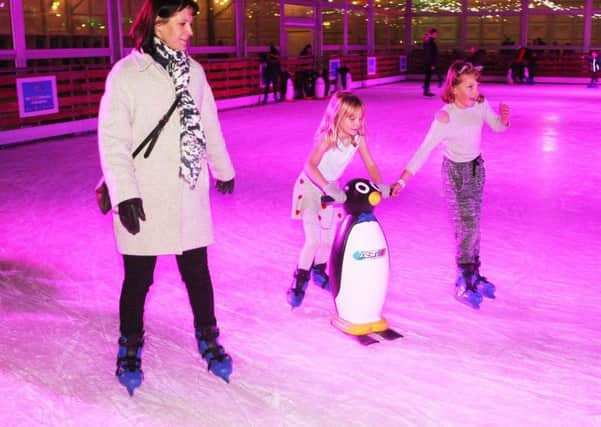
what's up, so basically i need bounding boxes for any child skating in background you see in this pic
[584,50,600,88]
[391,60,510,309]
[288,91,389,308]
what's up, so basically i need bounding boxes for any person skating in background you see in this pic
[392,60,510,310]
[583,50,600,88]
[98,0,235,393]
[288,91,390,308]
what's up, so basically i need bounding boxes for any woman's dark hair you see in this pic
[130,0,199,54]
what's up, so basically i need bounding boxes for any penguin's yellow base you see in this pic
[331,316,389,336]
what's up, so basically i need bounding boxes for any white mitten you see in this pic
[376,184,391,199]
[324,182,347,203]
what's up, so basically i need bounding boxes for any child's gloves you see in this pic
[324,182,347,203]
[118,198,146,235]
[376,184,391,199]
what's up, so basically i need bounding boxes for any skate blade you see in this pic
[210,363,232,383]
[454,294,481,310]
[118,371,143,396]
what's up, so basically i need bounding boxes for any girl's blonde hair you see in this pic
[441,60,485,104]
[315,91,366,147]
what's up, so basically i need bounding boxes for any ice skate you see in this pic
[196,326,232,383]
[115,335,144,396]
[286,268,310,308]
[311,263,330,291]
[455,264,483,309]
[474,257,496,299]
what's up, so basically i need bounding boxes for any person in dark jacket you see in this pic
[262,43,281,104]
[423,28,442,97]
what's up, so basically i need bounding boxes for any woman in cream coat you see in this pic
[98,0,235,392]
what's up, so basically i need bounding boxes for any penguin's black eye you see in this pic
[355,182,370,194]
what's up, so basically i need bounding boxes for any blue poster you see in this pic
[367,57,376,76]
[329,59,341,81]
[399,55,407,72]
[17,76,59,118]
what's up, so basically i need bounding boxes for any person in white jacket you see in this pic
[98,0,235,393]
[392,60,510,310]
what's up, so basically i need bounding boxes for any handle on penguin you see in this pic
[321,195,336,205]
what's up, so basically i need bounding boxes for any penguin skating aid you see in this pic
[327,179,402,344]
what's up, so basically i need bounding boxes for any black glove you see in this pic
[118,198,146,235]
[216,178,235,194]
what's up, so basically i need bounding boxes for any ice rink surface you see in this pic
[1,82,600,426]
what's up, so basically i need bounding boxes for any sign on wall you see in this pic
[17,76,59,118]
[329,59,341,81]
[367,56,377,76]
[400,55,407,72]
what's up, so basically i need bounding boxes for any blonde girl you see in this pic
[287,91,386,308]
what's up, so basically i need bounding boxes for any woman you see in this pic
[98,0,235,394]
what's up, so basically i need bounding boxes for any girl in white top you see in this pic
[392,60,510,309]
[288,91,386,308]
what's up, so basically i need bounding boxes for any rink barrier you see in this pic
[1,51,589,145]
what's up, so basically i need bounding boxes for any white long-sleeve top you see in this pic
[406,99,508,174]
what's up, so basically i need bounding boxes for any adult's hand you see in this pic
[118,198,146,235]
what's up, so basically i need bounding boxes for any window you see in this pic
[528,0,584,11]
[412,17,460,47]
[375,13,405,51]
[0,1,12,49]
[527,14,583,47]
[466,15,520,47]
[412,0,461,13]
[467,0,522,12]
[24,0,108,49]
[247,0,280,46]
[322,7,344,46]
[193,0,236,46]
[348,9,367,46]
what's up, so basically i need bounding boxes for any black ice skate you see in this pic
[115,335,144,396]
[196,326,232,383]
[286,268,310,308]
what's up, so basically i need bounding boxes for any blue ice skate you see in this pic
[475,275,496,299]
[455,264,483,310]
[311,263,331,291]
[116,336,144,396]
[196,326,232,383]
[455,279,483,309]
[474,258,496,299]
[286,268,310,308]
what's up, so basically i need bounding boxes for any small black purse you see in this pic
[95,95,181,214]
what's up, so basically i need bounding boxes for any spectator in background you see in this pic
[262,43,281,104]
[423,28,442,97]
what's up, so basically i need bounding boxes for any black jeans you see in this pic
[119,247,216,339]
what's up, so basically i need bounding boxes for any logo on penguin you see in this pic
[352,248,386,260]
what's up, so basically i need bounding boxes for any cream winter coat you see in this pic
[98,50,235,255]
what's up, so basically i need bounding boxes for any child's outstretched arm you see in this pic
[391,109,447,197]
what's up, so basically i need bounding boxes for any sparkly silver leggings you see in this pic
[442,155,485,265]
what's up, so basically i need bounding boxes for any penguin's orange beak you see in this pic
[368,191,381,206]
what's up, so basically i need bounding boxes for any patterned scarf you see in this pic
[153,37,206,188]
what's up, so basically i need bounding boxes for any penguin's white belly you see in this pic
[335,221,389,324]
